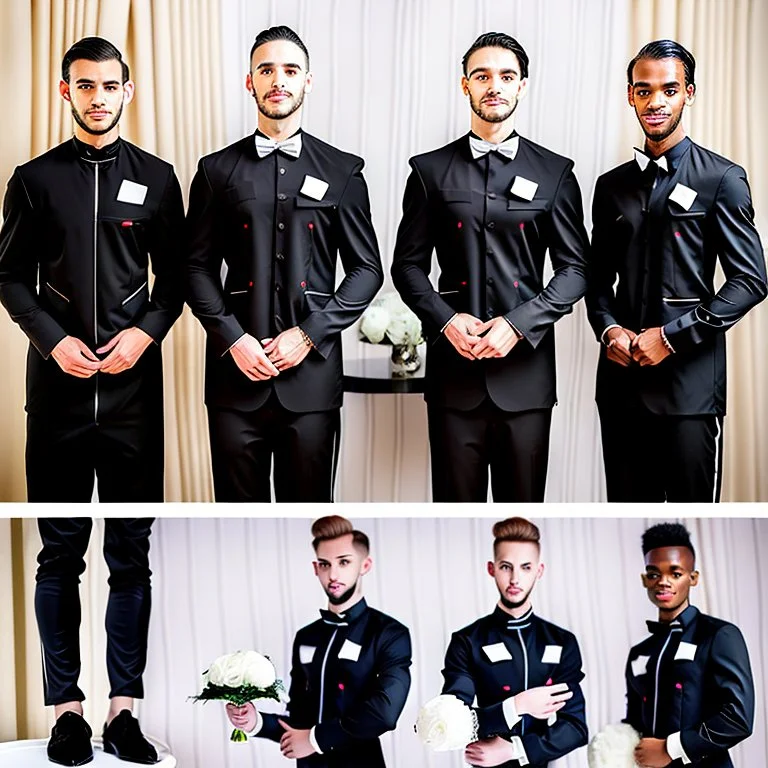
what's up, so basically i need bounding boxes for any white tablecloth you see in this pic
[0,738,176,767]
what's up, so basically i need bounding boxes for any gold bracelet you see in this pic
[299,328,313,347]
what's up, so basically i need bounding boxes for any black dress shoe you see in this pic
[102,710,158,764]
[47,711,94,766]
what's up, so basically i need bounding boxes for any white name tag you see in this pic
[510,176,538,201]
[483,642,512,663]
[299,645,316,664]
[631,655,650,677]
[669,183,697,211]
[117,179,148,205]
[300,175,329,201]
[542,645,562,664]
[674,641,697,661]
[338,639,362,662]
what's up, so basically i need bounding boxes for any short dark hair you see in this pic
[62,36,129,84]
[493,517,540,553]
[627,39,696,89]
[642,523,696,562]
[462,32,529,79]
[311,515,369,555]
[250,25,309,70]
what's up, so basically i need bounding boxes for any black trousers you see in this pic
[428,400,552,502]
[35,518,153,706]
[598,405,724,502]
[207,393,340,502]
[26,407,164,502]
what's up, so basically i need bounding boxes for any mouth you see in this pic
[328,583,344,593]
[642,113,669,127]
[87,111,110,119]
[482,98,508,107]
[267,91,291,102]
[507,586,523,597]
[655,591,675,602]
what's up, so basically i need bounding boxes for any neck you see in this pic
[328,591,363,615]
[497,598,531,619]
[258,110,302,141]
[645,125,686,158]
[74,124,119,150]
[470,115,516,144]
[658,600,689,623]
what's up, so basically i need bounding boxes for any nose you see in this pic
[648,89,666,110]
[272,67,287,90]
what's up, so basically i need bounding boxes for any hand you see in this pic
[464,736,517,767]
[229,333,280,381]
[471,317,520,359]
[514,683,572,719]
[51,336,101,378]
[631,327,671,366]
[443,312,483,360]
[263,327,312,371]
[604,326,637,367]
[634,737,673,767]
[226,702,258,733]
[278,719,316,759]
[96,327,153,374]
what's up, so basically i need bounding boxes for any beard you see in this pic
[469,92,518,124]
[639,107,684,143]
[70,101,123,136]
[498,583,534,611]
[254,87,305,120]
[326,580,358,606]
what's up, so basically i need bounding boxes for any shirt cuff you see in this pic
[309,726,323,755]
[510,735,529,766]
[440,313,458,334]
[502,316,524,339]
[660,326,676,353]
[502,697,522,729]
[600,324,621,344]
[245,710,264,737]
[223,333,246,357]
[666,731,691,764]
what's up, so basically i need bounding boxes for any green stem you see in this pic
[230,728,248,742]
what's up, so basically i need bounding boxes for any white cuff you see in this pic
[600,324,621,344]
[502,697,522,729]
[440,313,458,333]
[309,726,323,755]
[245,710,263,737]
[502,316,524,339]
[660,326,676,353]
[666,731,691,764]
[510,735,529,766]
[223,333,246,357]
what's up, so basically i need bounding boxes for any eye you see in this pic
[285,68,299,77]
[260,68,272,76]
[339,559,350,566]
[665,89,678,97]
[476,74,488,81]
[637,89,650,97]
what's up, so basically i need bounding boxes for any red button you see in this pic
[546,678,553,686]
[514,281,519,288]
[243,223,249,229]
[457,221,463,229]
[460,281,468,286]
[519,222,525,230]
[248,281,253,287]
[308,222,314,230]
[643,696,647,702]
[338,683,344,690]
[675,682,682,690]
[121,221,133,227]
[300,281,306,288]
[502,685,510,691]
[675,231,681,238]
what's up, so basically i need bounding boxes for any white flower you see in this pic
[241,651,276,688]
[415,694,478,752]
[206,651,276,689]
[359,292,423,345]
[360,305,390,343]
[587,723,641,768]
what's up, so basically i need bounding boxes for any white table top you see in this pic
[0,738,176,767]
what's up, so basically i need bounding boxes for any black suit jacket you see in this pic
[442,607,588,767]
[257,599,412,767]
[625,605,754,767]
[0,138,184,418]
[391,134,589,411]
[587,139,767,415]
[186,132,383,413]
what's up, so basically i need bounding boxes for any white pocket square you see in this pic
[510,176,538,201]
[631,655,650,676]
[299,645,316,664]
[338,639,362,662]
[669,183,697,210]
[542,645,562,664]
[300,175,329,201]
[117,179,148,205]
[483,642,513,663]
[674,641,697,661]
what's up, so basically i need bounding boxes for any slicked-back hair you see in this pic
[250,25,309,70]
[311,515,369,555]
[627,39,696,89]
[462,32,529,79]
[642,523,696,563]
[493,517,540,554]
[62,36,129,84]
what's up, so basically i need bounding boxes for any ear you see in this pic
[360,555,373,576]
[59,80,71,102]
[535,561,545,581]
[690,570,700,586]
[303,71,314,94]
[461,75,470,97]
[487,561,495,578]
[640,572,650,588]
[627,83,635,108]
[312,561,319,577]
[246,71,255,95]
[517,77,529,102]
[685,83,696,106]
[122,80,135,106]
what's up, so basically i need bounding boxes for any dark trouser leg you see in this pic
[662,415,724,502]
[488,407,552,503]
[35,518,93,705]
[26,416,96,502]
[273,407,340,502]
[428,403,490,502]
[103,518,154,699]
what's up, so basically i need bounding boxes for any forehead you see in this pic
[251,39,307,69]
[495,539,539,563]
[631,56,685,85]
[315,534,357,560]
[645,546,693,569]
[68,57,123,81]
[466,45,522,74]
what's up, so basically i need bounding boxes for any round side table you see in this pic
[0,738,176,767]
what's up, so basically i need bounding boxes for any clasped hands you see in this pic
[230,327,312,381]
[51,328,153,378]
[444,312,519,360]
[604,326,671,367]
[225,703,317,759]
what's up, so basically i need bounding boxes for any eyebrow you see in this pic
[468,66,519,78]
[499,560,531,567]
[318,553,354,563]
[633,80,681,88]
[74,78,121,86]
[255,61,304,71]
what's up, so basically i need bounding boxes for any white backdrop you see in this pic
[218,0,637,502]
[123,516,766,768]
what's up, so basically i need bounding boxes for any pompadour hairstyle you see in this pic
[642,523,696,561]
[462,32,529,79]
[627,39,696,89]
[311,515,369,554]
[250,25,309,69]
[62,37,129,84]
[493,517,540,551]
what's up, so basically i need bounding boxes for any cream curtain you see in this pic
[0,0,223,502]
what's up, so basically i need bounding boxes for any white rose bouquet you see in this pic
[415,694,479,752]
[587,722,641,768]
[359,292,423,347]
[191,650,284,742]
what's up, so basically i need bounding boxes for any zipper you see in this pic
[652,627,681,736]
[122,281,148,305]
[94,163,100,425]
[318,628,338,723]
[516,629,528,736]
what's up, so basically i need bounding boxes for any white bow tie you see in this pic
[255,133,302,159]
[469,134,520,161]
[634,148,668,173]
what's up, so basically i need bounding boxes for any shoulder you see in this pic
[367,607,410,638]
[695,611,742,638]
[120,140,174,173]
[294,618,324,643]
[518,136,575,173]
[15,141,74,184]
[409,137,467,173]
[534,615,579,646]
[452,612,494,640]
[596,159,636,189]
[302,133,363,172]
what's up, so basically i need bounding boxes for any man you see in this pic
[186,26,383,502]
[390,32,589,502]
[0,37,184,502]
[587,40,767,502]
[442,517,587,767]
[625,523,754,767]
[226,515,412,766]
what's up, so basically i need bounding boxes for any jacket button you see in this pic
[487,309,494,319]
[275,285,281,292]
[278,193,287,201]
[486,249,493,256]
[487,192,496,200]
[276,252,284,261]
[279,167,286,175]
[487,221,495,230]
[277,222,285,230]
[487,277,494,285]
